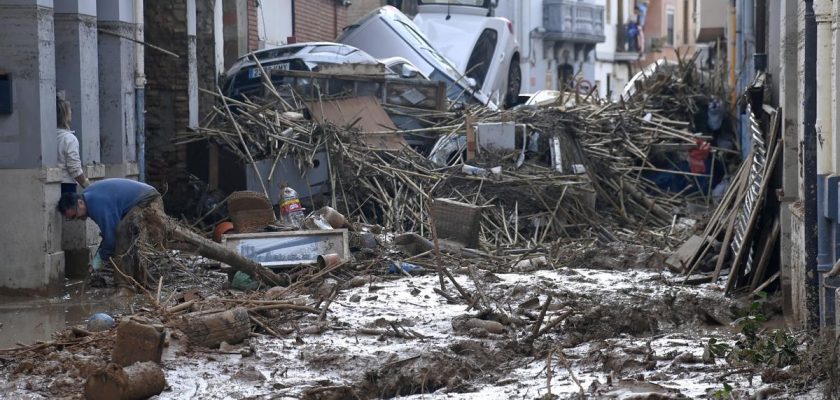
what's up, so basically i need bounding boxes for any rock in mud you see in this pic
[83,361,166,400]
[112,320,165,367]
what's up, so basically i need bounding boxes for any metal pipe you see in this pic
[134,0,146,182]
[754,0,766,54]
[753,0,767,71]
[816,0,833,275]
[728,0,737,107]
[804,0,821,330]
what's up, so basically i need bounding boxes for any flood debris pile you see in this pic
[180,55,734,256]
[672,100,783,295]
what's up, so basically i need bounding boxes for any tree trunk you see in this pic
[177,307,251,348]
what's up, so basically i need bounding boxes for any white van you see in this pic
[411,0,521,108]
[338,6,496,109]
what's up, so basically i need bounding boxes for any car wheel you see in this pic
[505,60,521,109]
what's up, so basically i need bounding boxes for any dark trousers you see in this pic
[112,192,166,289]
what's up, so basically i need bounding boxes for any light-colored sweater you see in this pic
[57,128,83,183]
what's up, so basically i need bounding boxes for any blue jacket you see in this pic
[82,179,158,259]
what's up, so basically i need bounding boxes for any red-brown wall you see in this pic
[248,0,259,51]
[294,0,349,42]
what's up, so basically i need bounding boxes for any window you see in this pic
[466,29,498,88]
[666,8,675,46]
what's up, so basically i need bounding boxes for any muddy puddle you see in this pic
[0,280,137,349]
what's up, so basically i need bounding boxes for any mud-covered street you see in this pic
[0,241,824,399]
[2,0,839,398]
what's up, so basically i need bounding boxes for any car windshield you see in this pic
[417,0,489,6]
[394,20,462,77]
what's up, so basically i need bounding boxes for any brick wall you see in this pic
[247,0,258,51]
[346,0,384,26]
[145,0,190,209]
[145,0,219,214]
[294,0,349,42]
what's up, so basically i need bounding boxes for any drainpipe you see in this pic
[753,0,766,71]
[728,0,737,107]
[135,0,146,182]
[833,0,840,264]
[816,0,834,275]
[804,0,820,330]
[737,0,755,157]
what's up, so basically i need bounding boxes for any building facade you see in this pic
[495,0,605,94]
[0,0,141,295]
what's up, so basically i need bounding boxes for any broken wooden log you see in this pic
[111,320,165,367]
[177,307,250,348]
[83,362,166,400]
[169,223,287,287]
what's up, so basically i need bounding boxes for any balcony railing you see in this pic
[543,0,606,44]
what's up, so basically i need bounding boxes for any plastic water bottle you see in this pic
[279,183,305,228]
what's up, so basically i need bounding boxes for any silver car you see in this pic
[338,6,497,109]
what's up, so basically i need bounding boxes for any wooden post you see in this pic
[178,307,251,348]
[465,114,476,161]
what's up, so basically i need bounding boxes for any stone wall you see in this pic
[294,0,349,42]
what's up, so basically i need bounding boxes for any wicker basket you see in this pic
[228,191,276,233]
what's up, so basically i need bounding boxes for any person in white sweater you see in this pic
[57,96,90,192]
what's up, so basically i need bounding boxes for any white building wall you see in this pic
[496,0,597,94]
[593,0,633,100]
[256,0,292,49]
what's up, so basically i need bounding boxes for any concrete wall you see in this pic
[54,0,103,278]
[256,0,292,48]
[0,1,66,296]
[54,2,100,164]
[97,0,137,178]
[777,0,800,327]
[694,0,726,41]
[0,3,58,169]
[0,0,139,296]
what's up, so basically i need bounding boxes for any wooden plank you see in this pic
[749,217,781,291]
[683,159,751,277]
[465,114,476,161]
[725,109,781,293]
[752,271,781,295]
[304,96,407,151]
